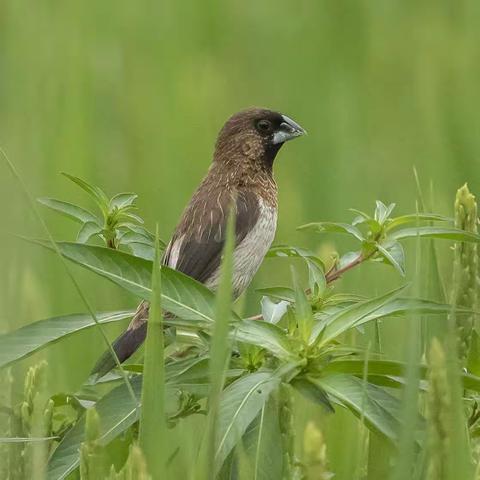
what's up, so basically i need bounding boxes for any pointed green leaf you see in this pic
[297,222,364,241]
[375,201,395,224]
[61,173,109,210]
[214,372,280,474]
[110,193,138,210]
[234,320,294,360]
[387,213,453,230]
[37,198,99,225]
[292,267,314,343]
[117,212,144,224]
[390,226,480,243]
[256,287,295,303]
[261,297,289,324]
[0,311,133,368]
[314,374,406,442]
[313,285,407,347]
[291,377,334,412]
[76,222,103,244]
[29,240,222,324]
[376,242,406,276]
[238,396,283,480]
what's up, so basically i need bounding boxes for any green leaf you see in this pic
[312,297,468,343]
[30,240,221,324]
[349,208,371,222]
[234,320,294,360]
[292,267,314,343]
[61,173,109,211]
[314,374,405,442]
[313,285,407,347]
[298,222,365,241]
[376,241,406,276]
[119,231,153,246]
[390,226,480,243]
[306,257,326,297]
[37,198,99,225]
[117,211,144,224]
[125,242,155,260]
[291,377,334,412]
[323,359,480,393]
[356,297,470,328]
[387,213,453,230]
[118,224,156,241]
[325,359,413,378]
[0,311,133,369]
[214,371,280,474]
[374,201,395,224]
[256,287,295,303]
[76,221,103,244]
[267,244,324,266]
[267,245,326,297]
[261,297,289,324]
[110,193,138,210]
[237,395,284,480]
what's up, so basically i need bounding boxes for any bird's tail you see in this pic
[90,301,149,380]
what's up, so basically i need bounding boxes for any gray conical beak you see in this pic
[272,114,307,144]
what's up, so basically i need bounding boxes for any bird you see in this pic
[91,107,306,378]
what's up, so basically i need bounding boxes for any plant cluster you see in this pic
[2,176,480,479]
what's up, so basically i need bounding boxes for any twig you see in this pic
[325,253,365,283]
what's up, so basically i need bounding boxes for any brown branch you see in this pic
[325,254,365,283]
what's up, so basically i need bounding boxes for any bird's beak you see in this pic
[272,114,307,144]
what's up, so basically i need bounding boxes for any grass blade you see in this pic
[198,209,235,478]
[139,226,166,477]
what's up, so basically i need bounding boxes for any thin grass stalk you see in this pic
[389,206,422,480]
[355,342,371,480]
[139,225,166,478]
[197,209,235,478]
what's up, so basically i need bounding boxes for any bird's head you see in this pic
[214,107,306,170]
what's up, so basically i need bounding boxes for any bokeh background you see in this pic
[1,2,480,478]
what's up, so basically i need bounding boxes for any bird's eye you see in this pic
[256,119,272,133]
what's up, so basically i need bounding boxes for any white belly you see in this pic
[206,200,277,298]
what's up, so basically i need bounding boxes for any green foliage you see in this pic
[38,173,163,256]
[5,184,480,479]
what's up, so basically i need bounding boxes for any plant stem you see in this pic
[325,253,365,283]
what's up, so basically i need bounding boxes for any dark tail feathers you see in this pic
[90,322,148,380]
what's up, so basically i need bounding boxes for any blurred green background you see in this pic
[1,1,480,478]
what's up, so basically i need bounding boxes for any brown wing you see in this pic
[162,189,260,284]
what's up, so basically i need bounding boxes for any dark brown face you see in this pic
[214,107,306,169]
